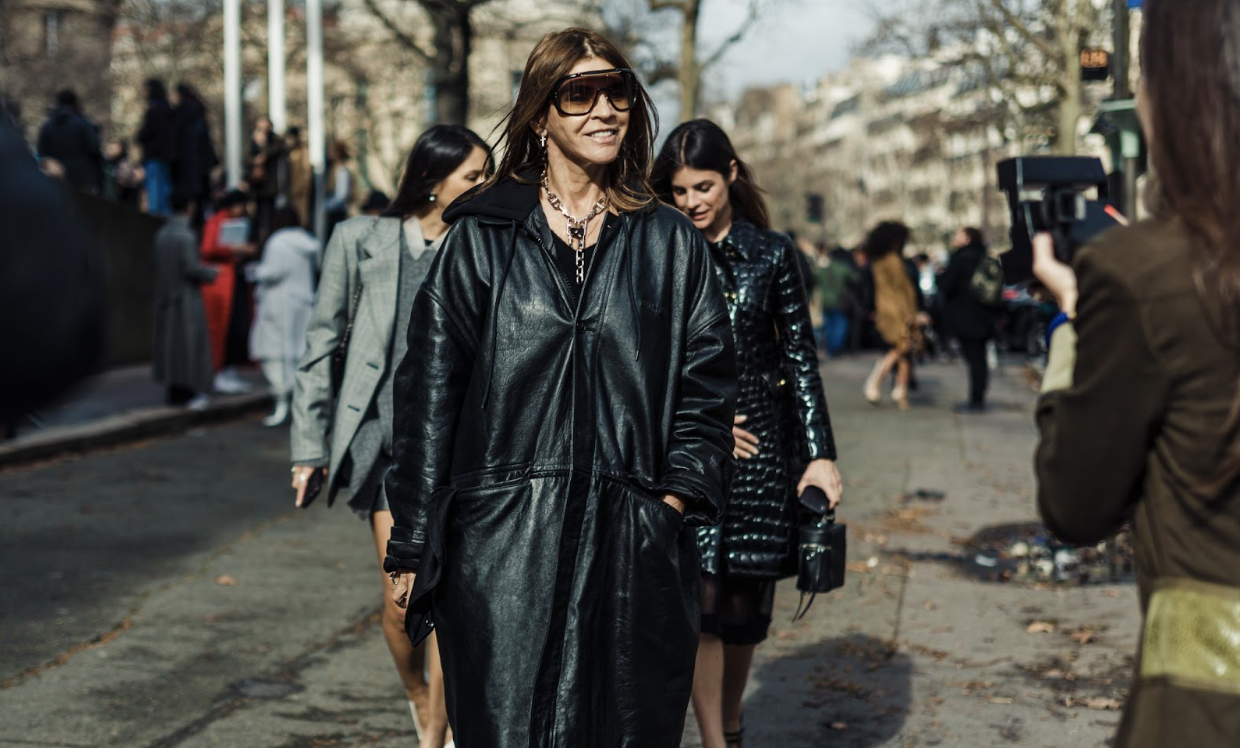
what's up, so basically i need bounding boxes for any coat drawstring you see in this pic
[481,224,520,409]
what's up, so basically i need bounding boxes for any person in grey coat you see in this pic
[289,125,491,748]
[249,206,319,426]
[153,191,218,408]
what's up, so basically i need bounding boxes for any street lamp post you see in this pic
[268,0,287,134]
[223,0,243,187]
[306,0,325,238]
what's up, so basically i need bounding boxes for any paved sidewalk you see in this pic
[0,364,271,468]
[0,355,1140,748]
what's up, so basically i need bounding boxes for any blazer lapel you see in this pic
[357,217,402,355]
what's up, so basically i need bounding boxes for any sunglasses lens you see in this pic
[559,80,600,115]
[556,73,636,115]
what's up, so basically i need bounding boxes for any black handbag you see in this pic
[793,486,847,621]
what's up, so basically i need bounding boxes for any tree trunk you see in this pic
[427,3,470,125]
[1053,15,1082,155]
[678,0,700,121]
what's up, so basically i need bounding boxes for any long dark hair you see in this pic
[481,27,659,213]
[175,83,206,115]
[863,221,910,260]
[651,119,770,230]
[383,125,491,220]
[1143,0,1240,485]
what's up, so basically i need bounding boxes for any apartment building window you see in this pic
[44,11,63,57]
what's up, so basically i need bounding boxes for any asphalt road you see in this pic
[0,359,1142,748]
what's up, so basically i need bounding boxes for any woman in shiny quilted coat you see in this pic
[654,119,844,748]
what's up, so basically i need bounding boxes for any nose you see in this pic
[592,92,618,119]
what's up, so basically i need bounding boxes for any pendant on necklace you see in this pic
[568,224,585,243]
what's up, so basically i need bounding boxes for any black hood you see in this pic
[443,175,540,224]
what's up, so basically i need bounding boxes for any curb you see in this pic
[0,392,273,470]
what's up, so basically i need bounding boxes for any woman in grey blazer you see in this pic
[289,125,491,748]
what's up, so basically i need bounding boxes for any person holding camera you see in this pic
[1033,2,1240,745]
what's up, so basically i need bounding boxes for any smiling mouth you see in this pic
[587,129,619,141]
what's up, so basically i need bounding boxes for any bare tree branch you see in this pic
[699,0,761,72]
[358,0,434,62]
[986,0,1059,63]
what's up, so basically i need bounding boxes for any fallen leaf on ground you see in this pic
[214,574,238,586]
[1068,629,1096,644]
[1026,621,1056,634]
[1083,697,1123,710]
[845,561,871,574]
[987,696,1015,704]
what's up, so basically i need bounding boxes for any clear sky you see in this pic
[697,0,874,98]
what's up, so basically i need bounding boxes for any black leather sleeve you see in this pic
[773,236,837,462]
[383,222,484,572]
[658,228,738,527]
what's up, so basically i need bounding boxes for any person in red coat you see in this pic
[200,190,256,392]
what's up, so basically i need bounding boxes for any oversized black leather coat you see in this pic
[699,219,836,579]
[382,178,737,748]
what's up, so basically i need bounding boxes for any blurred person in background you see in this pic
[284,126,313,228]
[137,79,176,216]
[654,118,842,748]
[171,83,218,226]
[291,124,491,748]
[816,245,859,358]
[103,140,143,209]
[153,190,218,410]
[36,89,103,195]
[0,97,104,424]
[324,140,356,239]
[247,116,285,242]
[1033,1,1240,745]
[200,190,257,394]
[862,221,920,410]
[940,227,997,412]
[360,190,390,217]
[249,206,319,427]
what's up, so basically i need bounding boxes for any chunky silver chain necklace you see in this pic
[541,169,608,284]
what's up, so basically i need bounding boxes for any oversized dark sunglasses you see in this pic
[550,69,638,117]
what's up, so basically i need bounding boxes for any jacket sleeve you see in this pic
[773,237,837,461]
[251,241,289,285]
[179,232,218,285]
[290,222,357,466]
[1035,243,1168,545]
[384,222,483,570]
[657,228,738,527]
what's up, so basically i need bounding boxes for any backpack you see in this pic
[969,253,1004,307]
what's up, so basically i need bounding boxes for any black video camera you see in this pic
[997,157,1122,283]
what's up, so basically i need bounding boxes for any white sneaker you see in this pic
[214,372,251,394]
[186,394,211,411]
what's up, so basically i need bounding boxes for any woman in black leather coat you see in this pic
[654,119,843,748]
[383,30,737,748]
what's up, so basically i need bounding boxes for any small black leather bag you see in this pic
[793,486,847,621]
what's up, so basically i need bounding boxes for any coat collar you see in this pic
[716,218,762,262]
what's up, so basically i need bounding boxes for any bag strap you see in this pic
[793,591,817,622]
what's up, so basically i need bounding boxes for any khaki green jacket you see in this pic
[1037,217,1240,748]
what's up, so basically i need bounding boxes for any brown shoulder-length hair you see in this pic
[1143,0,1240,486]
[651,119,771,230]
[481,27,658,213]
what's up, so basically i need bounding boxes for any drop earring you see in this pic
[539,133,547,151]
